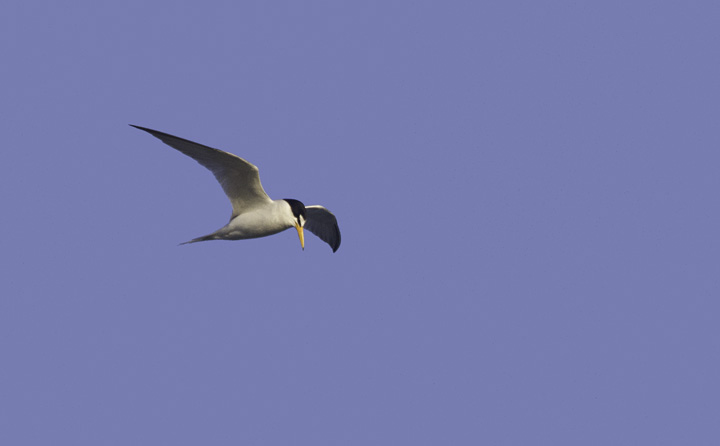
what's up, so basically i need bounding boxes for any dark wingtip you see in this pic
[129,125,179,141]
[332,228,341,252]
[129,124,153,133]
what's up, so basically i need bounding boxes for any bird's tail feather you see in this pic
[179,234,218,245]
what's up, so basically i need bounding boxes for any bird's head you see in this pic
[283,199,307,250]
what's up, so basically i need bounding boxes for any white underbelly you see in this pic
[220,209,291,240]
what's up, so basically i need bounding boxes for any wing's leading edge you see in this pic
[130,125,271,217]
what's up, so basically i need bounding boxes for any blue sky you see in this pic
[1,1,719,444]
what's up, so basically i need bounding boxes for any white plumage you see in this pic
[132,125,341,252]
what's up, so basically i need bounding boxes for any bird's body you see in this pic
[183,200,298,244]
[131,125,341,252]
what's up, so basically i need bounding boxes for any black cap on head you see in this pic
[283,199,306,220]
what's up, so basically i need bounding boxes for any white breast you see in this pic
[219,200,295,240]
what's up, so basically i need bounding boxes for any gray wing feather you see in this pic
[131,125,272,217]
[305,205,341,252]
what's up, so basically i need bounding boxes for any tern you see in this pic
[131,125,341,252]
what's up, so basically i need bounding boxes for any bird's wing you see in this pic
[131,125,272,218]
[305,205,341,252]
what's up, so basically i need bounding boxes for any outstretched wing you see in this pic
[305,205,341,252]
[131,125,272,218]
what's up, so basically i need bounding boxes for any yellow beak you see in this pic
[295,222,305,250]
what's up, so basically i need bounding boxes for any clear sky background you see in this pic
[1,1,719,444]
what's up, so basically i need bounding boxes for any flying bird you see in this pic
[131,125,341,252]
